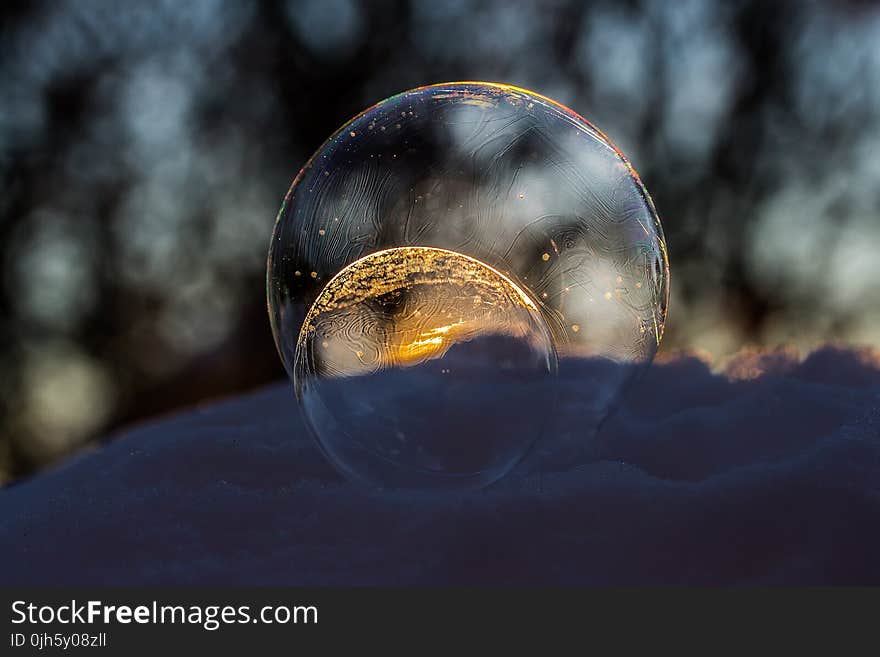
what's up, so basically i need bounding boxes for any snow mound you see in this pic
[1,345,878,585]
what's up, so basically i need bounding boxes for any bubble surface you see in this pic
[268,82,669,490]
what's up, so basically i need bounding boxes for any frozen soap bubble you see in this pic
[267,82,669,490]
[296,246,557,489]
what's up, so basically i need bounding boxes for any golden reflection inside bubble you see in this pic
[296,246,550,376]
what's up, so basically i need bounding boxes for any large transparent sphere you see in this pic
[268,82,669,490]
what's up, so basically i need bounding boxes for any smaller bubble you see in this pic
[295,246,557,490]
[541,253,550,261]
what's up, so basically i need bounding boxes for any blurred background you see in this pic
[2,0,879,484]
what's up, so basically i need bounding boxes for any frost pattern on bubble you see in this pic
[268,82,669,490]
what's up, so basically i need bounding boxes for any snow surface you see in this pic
[1,345,879,585]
